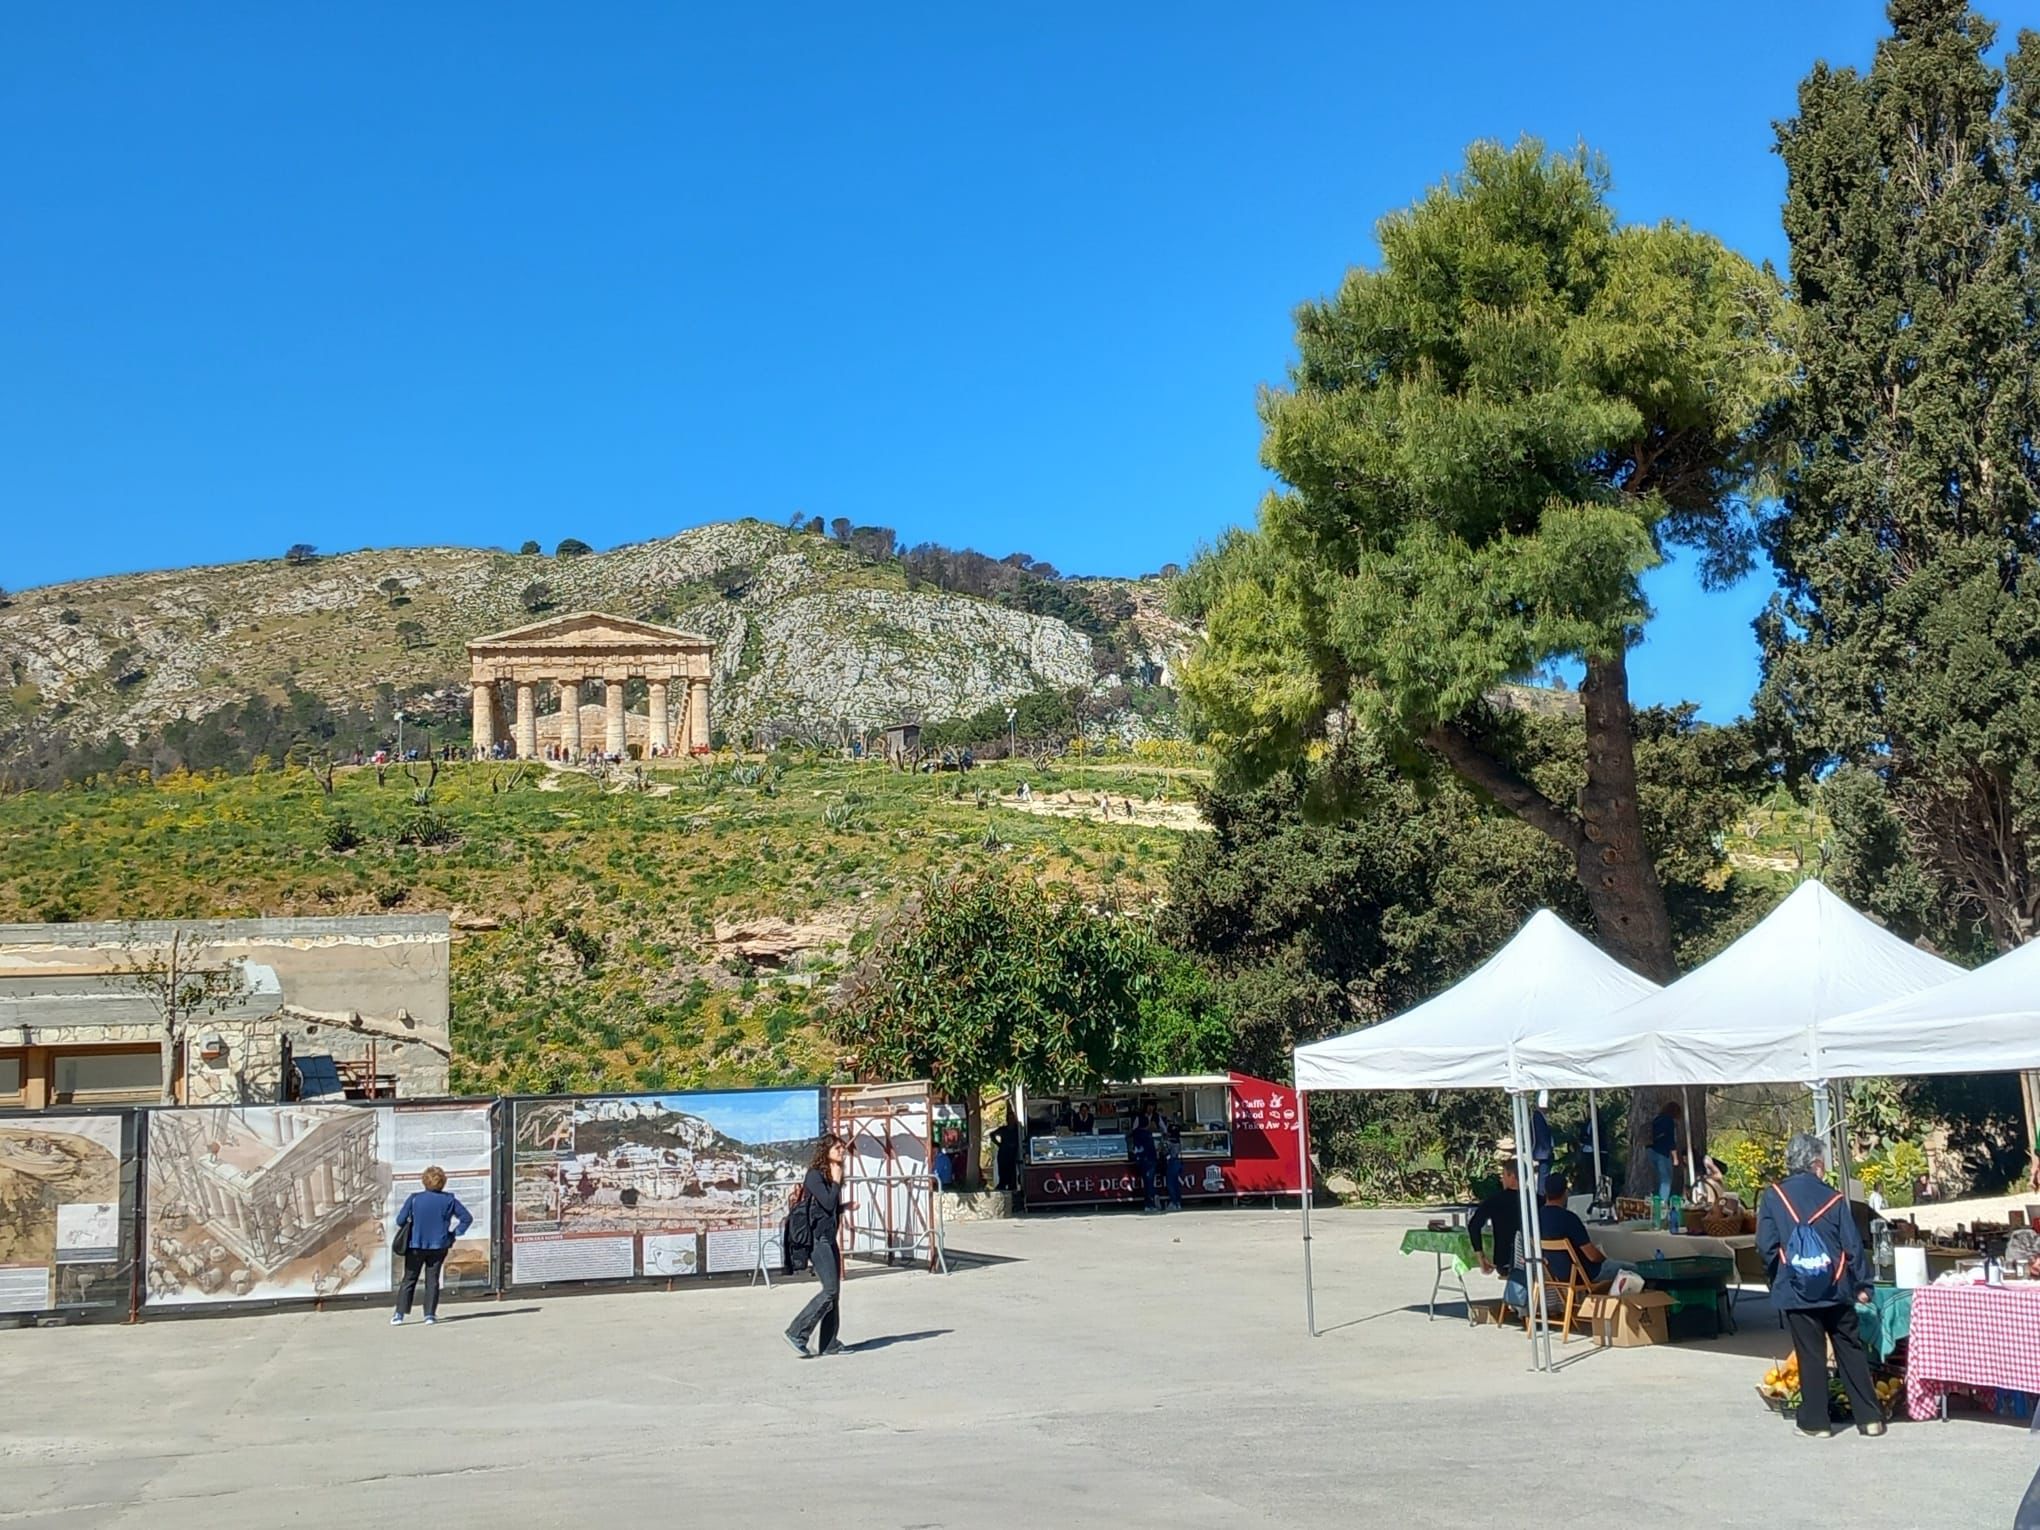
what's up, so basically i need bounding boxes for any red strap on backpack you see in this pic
[1772,1182,1842,1225]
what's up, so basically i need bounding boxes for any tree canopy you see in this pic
[1759,0,2040,950]
[1178,138,1791,985]
[831,868,1214,1102]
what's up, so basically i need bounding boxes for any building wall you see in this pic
[0,916,452,1103]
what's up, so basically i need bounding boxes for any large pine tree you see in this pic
[1761,0,2040,951]
[1178,140,1789,1189]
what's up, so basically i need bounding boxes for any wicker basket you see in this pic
[1685,1208,1743,1238]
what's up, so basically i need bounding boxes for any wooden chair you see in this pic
[1524,1238,1614,1345]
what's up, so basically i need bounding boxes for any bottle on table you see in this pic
[1668,1195,1683,1235]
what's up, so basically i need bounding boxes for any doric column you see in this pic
[686,676,710,755]
[604,677,628,756]
[647,680,671,754]
[558,680,582,759]
[471,680,495,757]
[515,682,538,759]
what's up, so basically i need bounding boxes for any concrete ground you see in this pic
[3,1207,2034,1529]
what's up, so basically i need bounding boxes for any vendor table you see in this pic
[1857,1285,1913,1364]
[1399,1227,1476,1321]
[1592,1222,1764,1300]
[1633,1256,1737,1339]
[1905,1282,2040,1422]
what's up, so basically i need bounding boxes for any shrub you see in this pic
[555,538,592,558]
[394,809,455,847]
[322,813,363,852]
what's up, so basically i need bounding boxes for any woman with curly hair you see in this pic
[784,1133,847,1358]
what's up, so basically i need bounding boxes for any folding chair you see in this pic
[1532,1238,1614,1345]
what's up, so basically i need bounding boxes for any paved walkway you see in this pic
[2,1209,2032,1528]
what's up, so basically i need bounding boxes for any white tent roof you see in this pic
[1293,909,1661,1093]
[1820,936,2040,1080]
[1512,880,1963,1090]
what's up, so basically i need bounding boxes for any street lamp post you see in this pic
[1005,706,1017,761]
[395,709,405,759]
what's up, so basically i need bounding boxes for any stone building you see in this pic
[467,611,715,759]
[0,916,451,1109]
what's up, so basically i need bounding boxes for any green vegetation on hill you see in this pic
[0,753,1200,1094]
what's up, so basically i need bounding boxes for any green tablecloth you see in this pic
[1858,1285,1913,1362]
[1400,1227,1477,1275]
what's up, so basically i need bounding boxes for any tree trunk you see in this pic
[1576,651,1701,1195]
[1430,651,1700,1195]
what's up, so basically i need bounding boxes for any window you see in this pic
[53,1049,161,1103]
[0,1054,22,1104]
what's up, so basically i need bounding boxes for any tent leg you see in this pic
[1512,1093,1549,1372]
[1680,1085,1699,1205]
[1832,1081,1857,1205]
[1298,1094,1316,1337]
[1588,1090,1605,1209]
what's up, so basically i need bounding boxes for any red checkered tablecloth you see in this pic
[1904,1283,2040,1421]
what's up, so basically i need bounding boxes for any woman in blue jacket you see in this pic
[392,1165,473,1326]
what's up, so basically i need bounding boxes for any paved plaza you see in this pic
[3,1208,2033,1529]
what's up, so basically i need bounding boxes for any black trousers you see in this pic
[1784,1303,1879,1433]
[396,1247,448,1319]
[787,1241,841,1353]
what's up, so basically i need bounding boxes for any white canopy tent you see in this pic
[1295,909,1662,1092]
[1820,936,2040,1080]
[1292,909,1662,1362]
[1510,880,1964,1092]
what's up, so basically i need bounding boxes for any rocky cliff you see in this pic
[0,519,1189,765]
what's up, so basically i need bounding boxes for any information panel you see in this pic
[508,1089,821,1286]
[144,1103,494,1307]
[0,1114,127,1314]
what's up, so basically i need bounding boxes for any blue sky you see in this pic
[649,1090,821,1144]
[7,3,2033,719]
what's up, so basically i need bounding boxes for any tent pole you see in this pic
[1680,1086,1698,1203]
[1588,1090,1604,1208]
[1832,1081,1857,1206]
[1512,1092,1548,1372]
[1298,1090,1316,1337]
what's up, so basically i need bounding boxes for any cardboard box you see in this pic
[1580,1290,1673,1347]
[1468,1298,1510,1327]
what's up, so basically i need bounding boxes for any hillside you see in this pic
[0,519,1192,775]
[0,751,1203,1094]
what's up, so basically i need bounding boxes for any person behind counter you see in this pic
[1648,1098,1682,1199]
[1071,1102,1096,1134]
[1128,1111,1159,1213]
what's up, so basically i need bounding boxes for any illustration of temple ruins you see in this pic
[150,1107,380,1276]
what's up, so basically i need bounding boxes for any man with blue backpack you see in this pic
[1757,1132,1883,1439]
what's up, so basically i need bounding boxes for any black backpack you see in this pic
[781,1192,814,1275]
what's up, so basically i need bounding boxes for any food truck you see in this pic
[1016,1072,1305,1208]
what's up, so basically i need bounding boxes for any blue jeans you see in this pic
[1163,1153,1182,1209]
[1649,1150,1674,1199]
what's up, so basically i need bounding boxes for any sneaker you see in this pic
[784,1332,810,1359]
[1795,1427,1832,1440]
[423,1316,438,1326]
[821,1341,846,1356]
[1858,1420,1886,1437]
[390,1312,404,1325]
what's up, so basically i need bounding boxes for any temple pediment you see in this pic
[467,611,711,653]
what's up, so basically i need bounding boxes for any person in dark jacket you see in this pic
[1466,1160,1523,1277]
[1756,1132,1882,1438]
[392,1166,473,1326]
[785,1134,848,1358]
[1127,1112,1159,1212]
